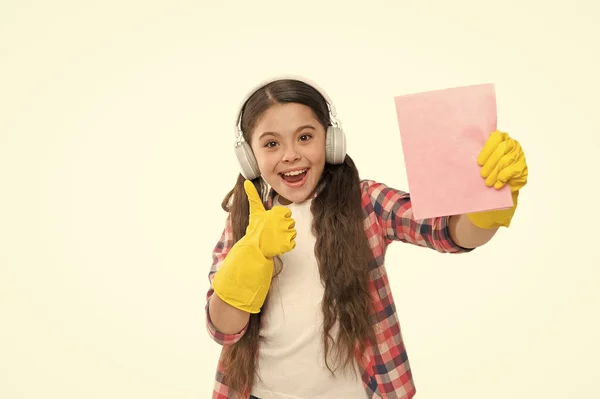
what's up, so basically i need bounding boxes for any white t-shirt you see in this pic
[251,196,367,399]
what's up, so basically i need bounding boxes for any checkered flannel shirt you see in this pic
[205,179,472,398]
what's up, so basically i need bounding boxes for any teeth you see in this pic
[282,169,306,176]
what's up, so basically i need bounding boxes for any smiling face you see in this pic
[249,102,327,204]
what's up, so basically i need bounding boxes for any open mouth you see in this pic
[279,168,309,187]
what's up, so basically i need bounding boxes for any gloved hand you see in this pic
[467,130,529,229]
[212,180,296,313]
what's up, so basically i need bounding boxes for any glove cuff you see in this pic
[466,191,519,229]
[212,243,274,314]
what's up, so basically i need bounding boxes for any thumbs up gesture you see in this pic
[211,181,296,314]
[243,180,297,258]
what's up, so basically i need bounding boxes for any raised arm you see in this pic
[205,180,297,344]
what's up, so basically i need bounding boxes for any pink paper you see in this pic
[393,84,513,220]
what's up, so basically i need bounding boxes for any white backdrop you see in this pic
[1,1,598,398]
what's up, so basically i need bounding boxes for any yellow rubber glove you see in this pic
[467,130,529,229]
[212,180,296,313]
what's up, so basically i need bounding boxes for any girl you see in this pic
[205,77,528,399]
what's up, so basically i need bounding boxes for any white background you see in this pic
[1,1,598,398]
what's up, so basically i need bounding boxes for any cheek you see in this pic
[309,142,327,164]
[254,151,278,173]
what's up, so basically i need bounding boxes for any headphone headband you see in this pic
[234,74,340,144]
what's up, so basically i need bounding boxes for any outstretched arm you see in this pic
[364,131,527,252]
[362,179,472,254]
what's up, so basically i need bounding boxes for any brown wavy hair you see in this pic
[219,79,376,396]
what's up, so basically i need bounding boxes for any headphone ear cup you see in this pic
[325,125,346,165]
[234,141,260,180]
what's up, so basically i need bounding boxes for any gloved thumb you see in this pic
[244,180,265,215]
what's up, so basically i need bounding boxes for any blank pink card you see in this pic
[394,84,513,220]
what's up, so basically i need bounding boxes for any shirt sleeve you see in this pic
[361,179,473,253]
[205,216,249,345]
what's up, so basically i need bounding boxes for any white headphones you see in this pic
[233,75,347,180]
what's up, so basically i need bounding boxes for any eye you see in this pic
[299,134,312,141]
[264,140,278,148]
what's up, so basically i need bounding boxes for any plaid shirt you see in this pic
[205,179,472,399]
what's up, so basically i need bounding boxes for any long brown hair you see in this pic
[219,79,376,396]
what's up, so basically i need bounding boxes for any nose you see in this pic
[281,144,301,163]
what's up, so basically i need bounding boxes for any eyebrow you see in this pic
[258,124,316,141]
